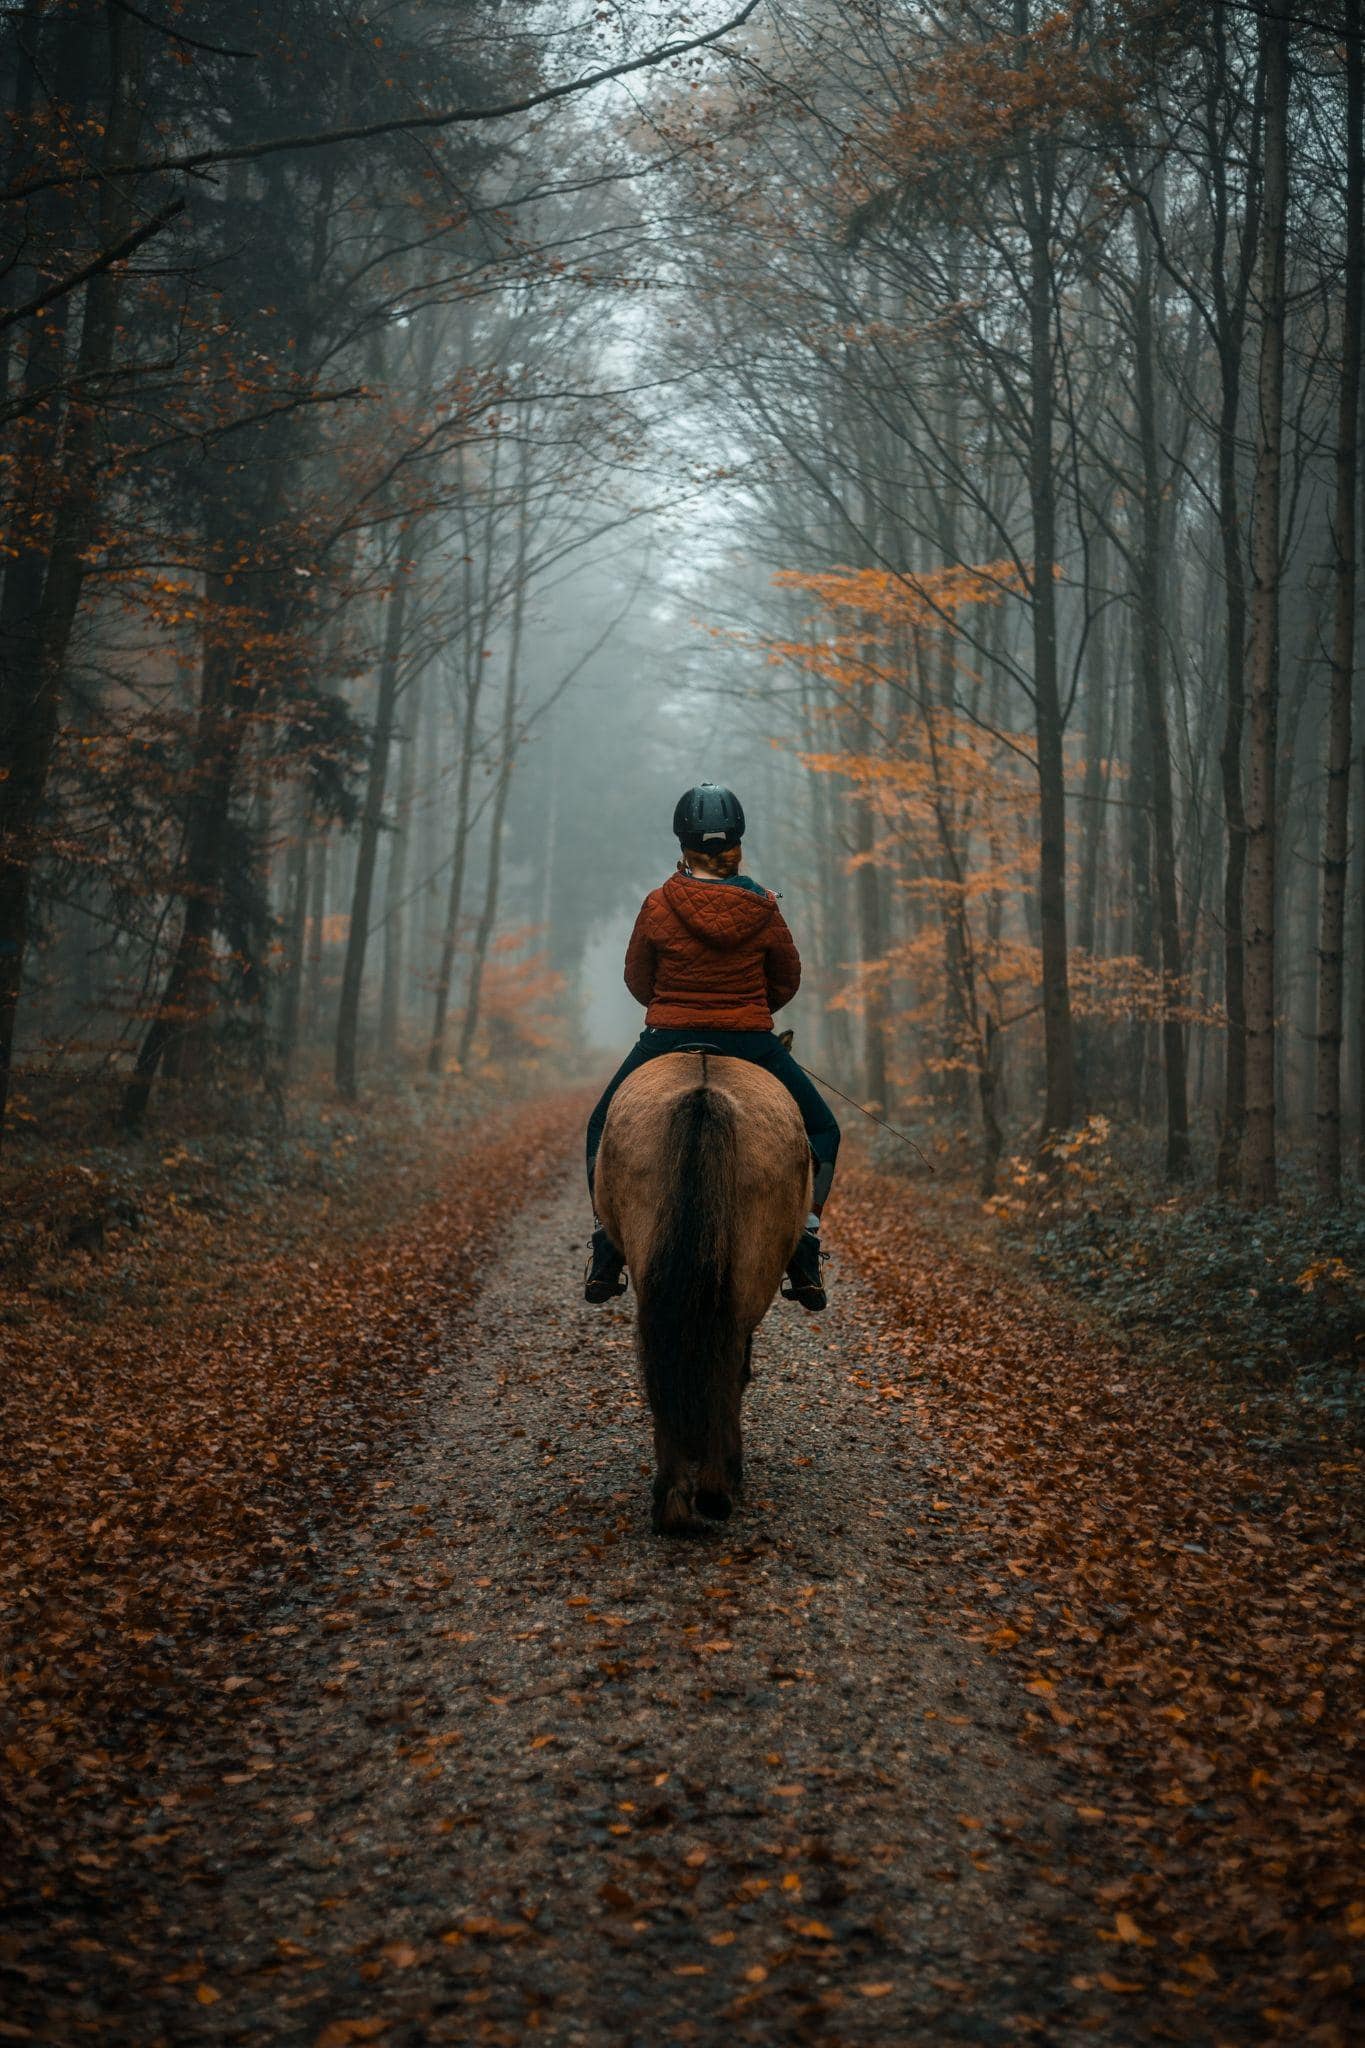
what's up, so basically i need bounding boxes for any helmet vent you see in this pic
[673,783,746,851]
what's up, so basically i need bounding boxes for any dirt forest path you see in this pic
[5,1100,1358,2047]
[21,1166,1096,2048]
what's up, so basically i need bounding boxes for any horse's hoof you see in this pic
[695,1487,733,1522]
[652,1484,695,1535]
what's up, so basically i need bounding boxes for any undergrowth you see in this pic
[0,1061,510,1298]
[873,1114,1365,1432]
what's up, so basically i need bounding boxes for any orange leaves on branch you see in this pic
[774,558,1025,629]
[476,926,569,1061]
[834,11,1137,220]
[1069,950,1223,1029]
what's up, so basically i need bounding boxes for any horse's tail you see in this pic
[637,1077,740,1508]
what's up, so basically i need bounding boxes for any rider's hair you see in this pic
[684,843,742,879]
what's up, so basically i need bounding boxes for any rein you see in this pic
[793,1062,938,1173]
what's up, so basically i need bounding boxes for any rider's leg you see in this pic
[758,1041,841,1210]
[584,1034,661,1303]
[755,1039,840,1310]
[586,1036,656,1194]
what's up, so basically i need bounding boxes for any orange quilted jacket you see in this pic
[623,873,801,1032]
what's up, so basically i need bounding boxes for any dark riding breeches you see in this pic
[585,1026,841,1210]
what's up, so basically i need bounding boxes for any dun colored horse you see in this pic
[593,1050,812,1534]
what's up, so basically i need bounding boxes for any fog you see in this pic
[2,0,1360,1200]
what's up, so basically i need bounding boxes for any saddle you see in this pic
[658,1030,794,1057]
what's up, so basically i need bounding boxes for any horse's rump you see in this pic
[595,1052,811,1321]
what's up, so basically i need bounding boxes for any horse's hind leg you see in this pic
[696,1382,744,1523]
[726,1340,752,1490]
[651,1422,695,1535]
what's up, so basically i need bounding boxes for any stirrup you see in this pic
[782,1232,827,1312]
[584,1229,627,1304]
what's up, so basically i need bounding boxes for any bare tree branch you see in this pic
[0,3,763,204]
[0,196,185,334]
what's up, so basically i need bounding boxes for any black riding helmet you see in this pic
[673,782,745,852]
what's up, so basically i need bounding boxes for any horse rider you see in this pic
[584,782,840,1311]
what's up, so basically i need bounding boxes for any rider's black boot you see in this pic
[584,1224,627,1304]
[782,1226,827,1312]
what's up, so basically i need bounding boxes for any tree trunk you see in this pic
[1210,0,1259,1192]
[1243,0,1291,1205]
[925,673,1003,1193]
[379,662,422,1067]
[1076,526,1110,968]
[0,5,141,1144]
[1075,522,1112,1111]
[1124,623,1155,1120]
[1357,743,1365,1171]
[798,666,853,1075]
[427,665,483,1076]
[335,565,411,1100]
[427,439,498,1077]
[1315,0,1362,1194]
[1133,194,1191,1177]
[277,793,311,1073]
[1018,106,1076,1148]
[455,556,529,1074]
[852,653,891,1115]
[121,568,244,1131]
[304,832,327,1040]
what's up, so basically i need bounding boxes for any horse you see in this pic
[593,1049,812,1534]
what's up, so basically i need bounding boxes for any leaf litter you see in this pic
[0,1110,1357,2044]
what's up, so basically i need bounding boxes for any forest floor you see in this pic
[0,1088,1359,2046]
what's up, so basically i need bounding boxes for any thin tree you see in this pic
[1315,0,1363,1195]
[1243,0,1292,1205]
[335,545,414,1100]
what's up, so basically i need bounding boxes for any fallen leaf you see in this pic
[315,2023,388,2048]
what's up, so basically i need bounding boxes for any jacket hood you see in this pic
[661,872,775,951]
